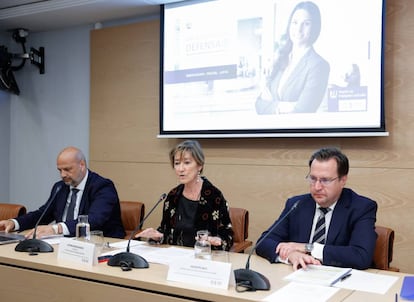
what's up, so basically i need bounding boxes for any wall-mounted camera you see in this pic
[0,28,45,95]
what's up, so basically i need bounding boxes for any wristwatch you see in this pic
[305,243,314,254]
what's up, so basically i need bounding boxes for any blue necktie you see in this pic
[312,207,330,244]
[66,188,79,221]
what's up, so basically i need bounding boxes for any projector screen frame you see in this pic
[159,0,387,138]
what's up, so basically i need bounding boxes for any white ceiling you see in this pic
[0,0,180,33]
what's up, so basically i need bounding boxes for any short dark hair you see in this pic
[308,147,349,177]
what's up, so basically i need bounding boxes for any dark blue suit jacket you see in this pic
[16,170,125,238]
[256,188,377,269]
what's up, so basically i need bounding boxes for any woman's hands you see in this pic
[135,228,163,241]
[208,236,222,246]
[136,229,223,247]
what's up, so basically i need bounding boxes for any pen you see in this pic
[395,293,398,302]
[340,273,352,282]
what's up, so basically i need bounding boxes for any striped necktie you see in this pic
[312,207,330,244]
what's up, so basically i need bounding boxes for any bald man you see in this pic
[0,146,125,239]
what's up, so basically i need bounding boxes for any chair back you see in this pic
[229,207,253,253]
[373,225,399,271]
[120,201,145,239]
[0,203,27,220]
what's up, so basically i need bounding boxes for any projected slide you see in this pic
[161,0,385,136]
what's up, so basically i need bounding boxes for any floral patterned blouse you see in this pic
[157,177,234,251]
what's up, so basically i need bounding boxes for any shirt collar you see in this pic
[317,200,337,212]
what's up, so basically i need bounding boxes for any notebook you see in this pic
[400,276,414,300]
[0,231,25,245]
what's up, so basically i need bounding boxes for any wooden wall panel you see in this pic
[90,1,414,273]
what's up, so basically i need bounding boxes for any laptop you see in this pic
[0,231,26,245]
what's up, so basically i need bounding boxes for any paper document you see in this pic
[284,265,352,286]
[107,240,145,249]
[264,282,340,302]
[100,241,195,266]
[41,234,64,245]
[334,269,399,294]
[130,246,194,265]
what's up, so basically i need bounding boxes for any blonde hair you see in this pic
[169,140,205,173]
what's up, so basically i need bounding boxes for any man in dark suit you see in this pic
[0,146,125,238]
[256,147,377,270]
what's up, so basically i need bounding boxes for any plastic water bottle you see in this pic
[76,214,90,241]
[194,230,211,260]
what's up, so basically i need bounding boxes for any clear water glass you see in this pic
[76,214,90,241]
[194,230,211,260]
[89,230,104,254]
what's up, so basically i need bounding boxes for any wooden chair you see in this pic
[229,207,253,253]
[119,201,145,239]
[0,203,27,220]
[372,225,399,271]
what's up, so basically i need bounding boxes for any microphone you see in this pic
[107,193,167,270]
[15,184,63,254]
[234,199,301,291]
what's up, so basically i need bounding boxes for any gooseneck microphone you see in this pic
[107,193,167,270]
[234,199,302,291]
[15,184,62,254]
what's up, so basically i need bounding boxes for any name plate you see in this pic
[167,258,232,289]
[57,238,97,266]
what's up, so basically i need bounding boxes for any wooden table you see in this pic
[0,239,407,302]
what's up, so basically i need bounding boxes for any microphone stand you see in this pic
[15,185,62,254]
[107,193,167,270]
[234,199,301,291]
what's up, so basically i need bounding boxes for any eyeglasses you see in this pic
[306,175,339,186]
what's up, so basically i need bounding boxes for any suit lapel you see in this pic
[295,196,316,242]
[280,48,314,96]
[78,171,92,214]
[326,190,351,243]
